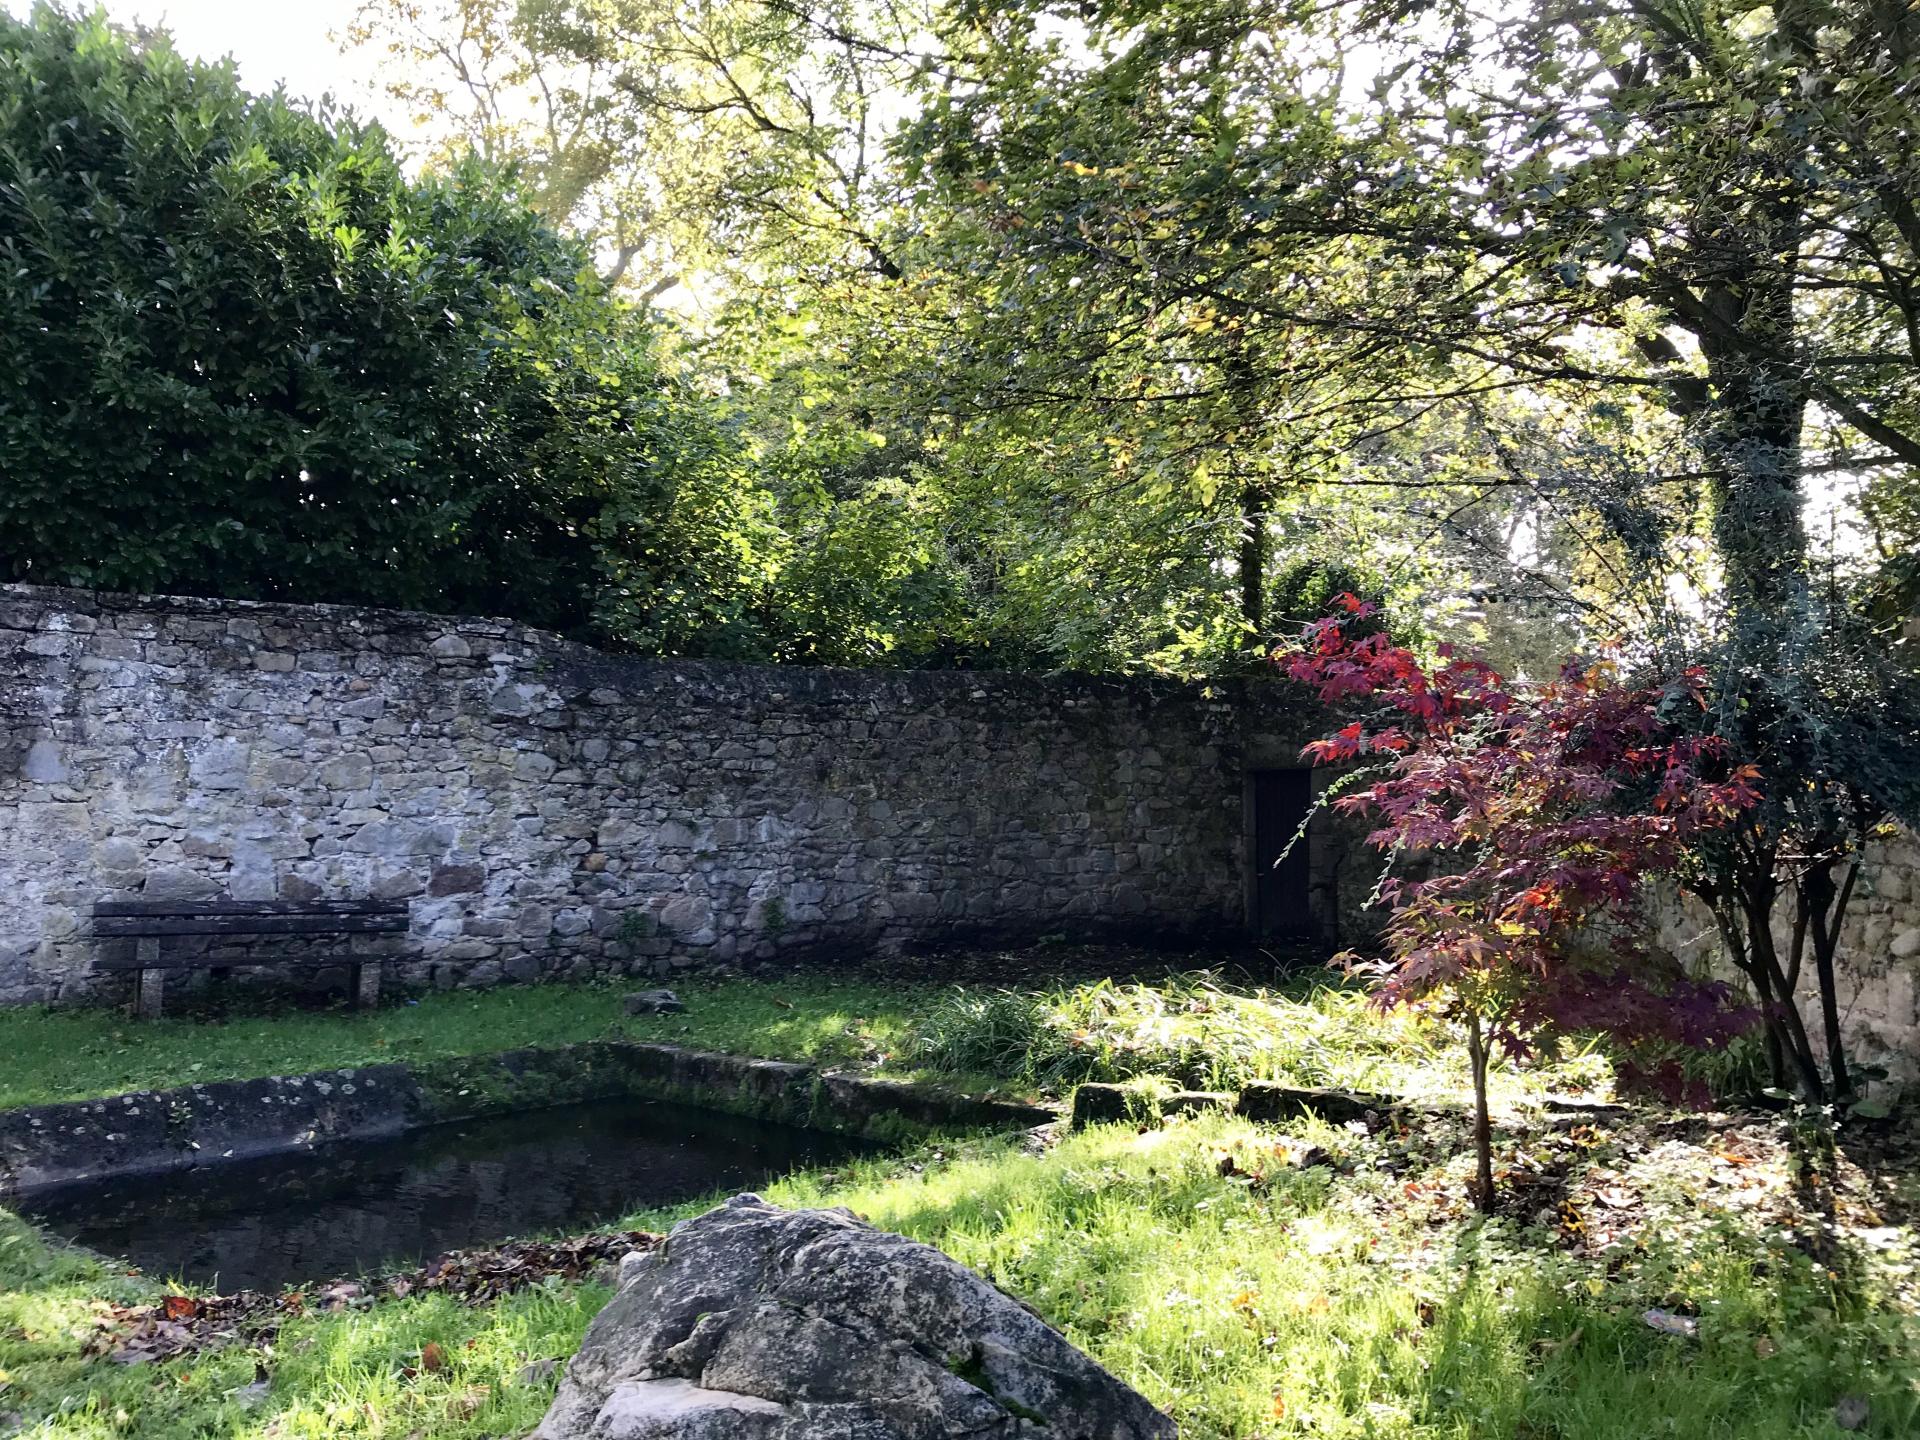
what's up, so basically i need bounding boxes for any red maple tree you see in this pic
[1283,598,1762,1208]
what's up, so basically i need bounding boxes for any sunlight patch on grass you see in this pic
[902,973,1615,1106]
[3,1114,1917,1437]
[0,976,927,1111]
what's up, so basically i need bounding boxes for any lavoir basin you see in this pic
[22,1098,870,1292]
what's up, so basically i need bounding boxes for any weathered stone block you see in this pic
[21,739,68,783]
[514,751,558,782]
[428,862,486,896]
[317,753,374,790]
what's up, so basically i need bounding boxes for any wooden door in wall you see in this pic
[1250,768,1313,938]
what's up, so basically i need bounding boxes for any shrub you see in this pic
[1284,597,1760,1207]
[0,6,735,635]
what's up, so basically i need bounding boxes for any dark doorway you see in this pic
[1250,768,1313,938]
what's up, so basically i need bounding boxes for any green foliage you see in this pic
[341,0,1464,675]
[0,5,735,635]
[903,972,1608,1101]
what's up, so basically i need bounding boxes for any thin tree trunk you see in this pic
[1465,1010,1495,1212]
[1747,907,1827,1100]
[1805,858,1855,1099]
[1713,903,1786,1091]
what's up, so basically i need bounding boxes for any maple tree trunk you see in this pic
[1465,1011,1495,1212]
[1721,908,1788,1093]
[1747,910,1827,1100]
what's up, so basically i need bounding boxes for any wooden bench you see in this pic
[92,899,410,1018]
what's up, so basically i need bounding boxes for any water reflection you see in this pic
[24,1099,868,1292]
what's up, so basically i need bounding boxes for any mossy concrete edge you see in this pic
[0,1042,1058,1199]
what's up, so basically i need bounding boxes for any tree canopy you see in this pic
[0,4,756,637]
[8,0,1920,684]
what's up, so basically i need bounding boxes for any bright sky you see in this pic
[4,0,380,111]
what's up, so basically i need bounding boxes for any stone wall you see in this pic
[0,585,1356,1005]
[1650,833,1920,1080]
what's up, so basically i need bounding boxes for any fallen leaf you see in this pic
[421,1342,447,1374]
[1641,1308,1698,1339]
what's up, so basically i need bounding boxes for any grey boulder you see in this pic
[532,1193,1176,1440]
[623,989,686,1015]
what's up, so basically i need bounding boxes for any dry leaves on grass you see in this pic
[87,1229,659,1364]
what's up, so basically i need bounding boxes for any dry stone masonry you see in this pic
[0,584,1348,1005]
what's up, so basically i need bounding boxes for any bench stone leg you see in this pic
[135,939,164,1019]
[352,960,381,1009]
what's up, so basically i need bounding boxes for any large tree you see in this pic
[913,0,1920,607]
[0,3,757,639]
[907,0,1920,1093]
[347,0,933,299]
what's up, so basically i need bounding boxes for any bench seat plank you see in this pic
[91,899,407,1016]
[95,900,404,918]
[95,913,408,937]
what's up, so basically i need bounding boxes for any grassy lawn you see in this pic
[0,965,1610,1113]
[2,1108,1916,1438]
[1,967,1914,1437]
[0,976,927,1112]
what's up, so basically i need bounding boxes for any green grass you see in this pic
[0,976,931,1111]
[3,1113,1914,1438]
[0,1208,605,1438]
[0,969,1607,1114]
[901,971,1613,1105]
[746,1117,1920,1439]
[2,967,1913,1435]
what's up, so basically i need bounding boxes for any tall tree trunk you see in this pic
[1696,273,1810,614]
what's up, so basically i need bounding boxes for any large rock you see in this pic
[533,1193,1175,1440]
[623,989,686,1016]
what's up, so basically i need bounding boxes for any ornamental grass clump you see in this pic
[906,972,1477,1097]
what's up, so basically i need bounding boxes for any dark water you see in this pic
[23,1099,869,1292]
